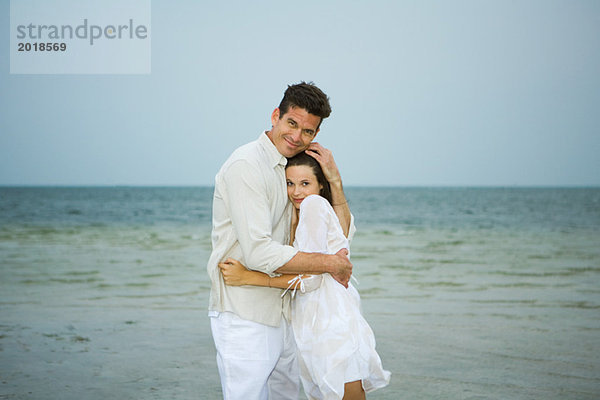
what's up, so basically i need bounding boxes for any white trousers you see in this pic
[210,311,300,400]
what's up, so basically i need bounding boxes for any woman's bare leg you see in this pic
[343,380,365,400]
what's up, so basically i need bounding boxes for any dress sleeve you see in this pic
[294,195,331,254]
[222,160,298,275]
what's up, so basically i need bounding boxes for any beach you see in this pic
[1,187,599,399]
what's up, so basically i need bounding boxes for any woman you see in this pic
[219,152,390,400]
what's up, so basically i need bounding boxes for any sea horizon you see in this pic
[2,183,599,188]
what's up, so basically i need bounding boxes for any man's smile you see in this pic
[284,136,300,148]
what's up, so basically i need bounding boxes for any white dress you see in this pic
[290,195,391,400]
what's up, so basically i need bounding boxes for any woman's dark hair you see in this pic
[286,152,332,205]
[278,82,331,129]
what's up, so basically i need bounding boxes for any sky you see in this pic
[1,0,599,186]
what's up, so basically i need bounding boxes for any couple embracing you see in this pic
[207,82,390,400]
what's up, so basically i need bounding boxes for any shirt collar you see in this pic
[259,131,288,168]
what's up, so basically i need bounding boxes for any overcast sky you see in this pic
[1,0,599,186]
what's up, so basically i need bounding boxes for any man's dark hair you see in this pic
[278,82,332,128]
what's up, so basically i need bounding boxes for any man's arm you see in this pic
[329,180,352,238]
[218,250,352,289]
[275,249,352,288]
[305,142,351,237]
[219,258,324,293]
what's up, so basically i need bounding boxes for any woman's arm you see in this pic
[289,207,299,246]
[219,258,306,289]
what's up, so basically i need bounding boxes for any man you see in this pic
[207,82,354,399]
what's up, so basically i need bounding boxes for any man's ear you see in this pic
[271,108,280,126]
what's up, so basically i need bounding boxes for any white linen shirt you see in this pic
[207,132,299,327]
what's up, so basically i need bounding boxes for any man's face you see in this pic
[267,107,321,158]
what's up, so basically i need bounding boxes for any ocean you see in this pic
[1,187,599,399]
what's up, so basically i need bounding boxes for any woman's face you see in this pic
[286,165,323,210]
